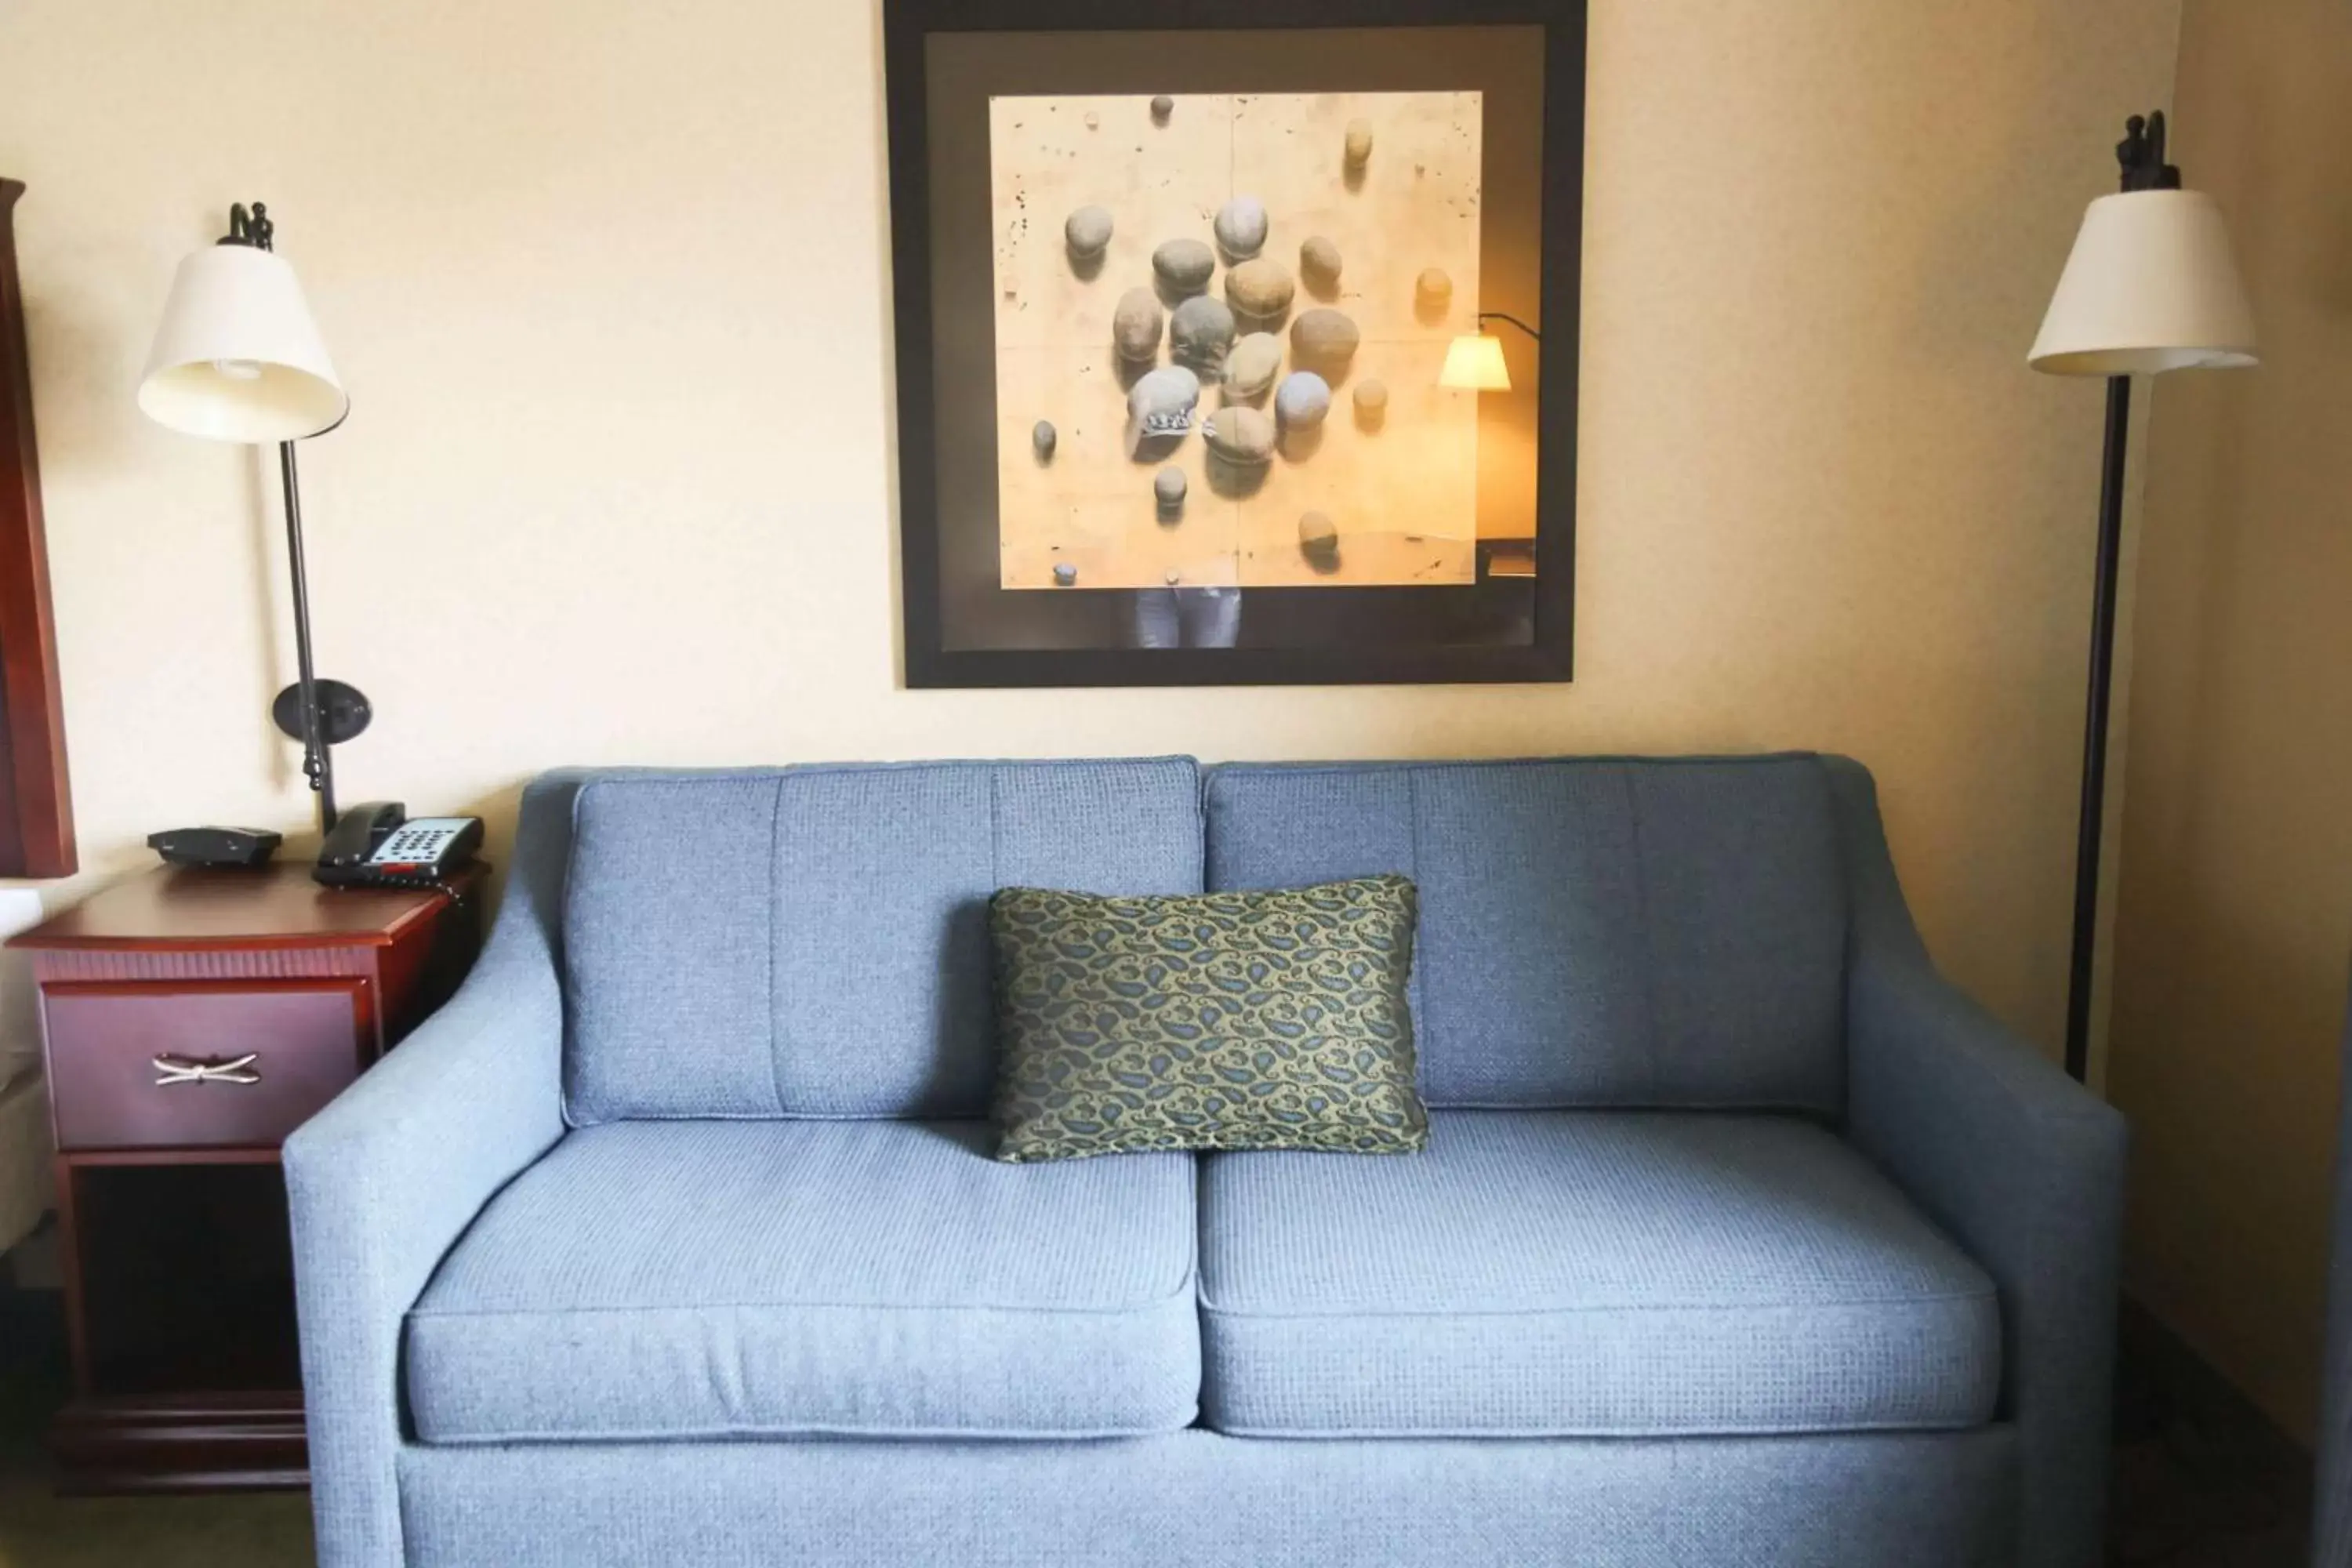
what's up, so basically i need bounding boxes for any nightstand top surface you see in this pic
[8,862,482,952]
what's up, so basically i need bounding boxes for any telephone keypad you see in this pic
[367,819,476,866]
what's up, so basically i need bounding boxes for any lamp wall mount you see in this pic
[270,678,371,749]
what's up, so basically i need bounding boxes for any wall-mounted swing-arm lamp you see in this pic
[137,202,368,829]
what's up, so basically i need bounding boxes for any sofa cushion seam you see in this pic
[412,1410,1203,1446]
[1192,1284,1998,1320]
[412,1268,1203,1323]
[766,776,788,1116]
[1405,768,1429,1086]
[1624,763,1664,1105]
[1196,1412,1995,1440]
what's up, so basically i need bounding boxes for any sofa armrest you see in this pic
[1826,757,2126,1568]
[285,772,586,1568]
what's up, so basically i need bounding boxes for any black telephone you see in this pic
[314,802,485,888]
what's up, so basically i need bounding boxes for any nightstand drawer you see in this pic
[42,982,370,1152]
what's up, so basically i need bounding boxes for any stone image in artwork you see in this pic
[989,90,1489,590]
[1064,205,1113,260]
[1223,332,1283,402]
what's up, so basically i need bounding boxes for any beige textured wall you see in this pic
[0,2,2180,1055]
[2109,0,2352,1443]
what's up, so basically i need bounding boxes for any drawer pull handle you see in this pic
[152,1052,262,1087]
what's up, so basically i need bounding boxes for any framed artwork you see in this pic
[885,0,1586,687]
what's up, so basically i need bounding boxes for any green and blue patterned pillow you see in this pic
[987,875,1428,1163]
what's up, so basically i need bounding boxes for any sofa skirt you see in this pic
[395,1425,2018,1567]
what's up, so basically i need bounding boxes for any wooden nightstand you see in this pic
[9,862,483,1494]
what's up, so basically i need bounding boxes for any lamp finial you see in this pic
[218,201,275,252]
[2118,112,2182,194]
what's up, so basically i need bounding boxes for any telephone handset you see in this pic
[314,802,484,889]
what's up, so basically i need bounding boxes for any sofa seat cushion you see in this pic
[1198,1110,2000,1438]
[407,1119,1200,1443]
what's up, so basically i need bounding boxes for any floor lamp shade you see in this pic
[138,245,347,444]
[2029,190,2258,376]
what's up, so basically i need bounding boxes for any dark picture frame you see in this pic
[0,180,75,876]
[884,0,1587,688]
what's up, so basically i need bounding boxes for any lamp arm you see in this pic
[1475,310,1542,343]
[277,441,338,829]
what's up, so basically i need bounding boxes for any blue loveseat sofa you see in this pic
[286,754,2125,1568]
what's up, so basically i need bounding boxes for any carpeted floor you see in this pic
[0,1274,2314,1566]
[2107,1305,2312,1567]
[0,1285,312,1568]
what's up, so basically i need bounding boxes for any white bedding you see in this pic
[0,887,53,1253]
[0,1061,49,1254]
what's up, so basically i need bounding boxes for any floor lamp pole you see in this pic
[2063,372,2132,1083]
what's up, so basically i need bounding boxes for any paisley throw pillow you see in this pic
[989,876,1428,1163]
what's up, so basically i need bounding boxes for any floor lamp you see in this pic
[136,202,367,829]
[2030,112,2256,1082]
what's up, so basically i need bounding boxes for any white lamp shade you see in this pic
[138,244,347,442]
[1440,333,1512,391]
[2029,189,2257,376]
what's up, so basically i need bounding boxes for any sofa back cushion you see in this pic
[563,759,1203,1123]
[1203,757,1846,1112]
